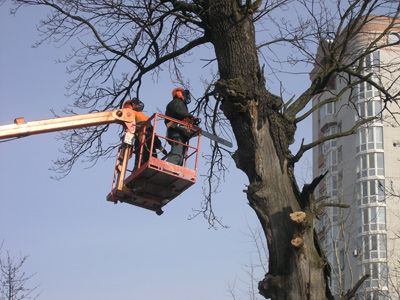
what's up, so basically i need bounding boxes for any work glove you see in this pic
[192,117,201,126]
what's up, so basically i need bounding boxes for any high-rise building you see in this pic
[312,17,400,299]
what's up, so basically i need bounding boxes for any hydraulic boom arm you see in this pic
[0,109,209,215]
[0,108,136,140]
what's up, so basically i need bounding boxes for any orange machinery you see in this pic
[0,109,201,215]
[107,113,201,215]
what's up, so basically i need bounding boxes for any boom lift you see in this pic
[0,108,204,215]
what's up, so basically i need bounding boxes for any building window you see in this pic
[326,174,338,197]
[362,234,387,260]
[338,170,343,190]
[365,51,380,71]
[362,206,386,232]
[362,262,388,289]
[319,101,337,119]
[361,51,380,72]
[351,51,380,102]
[356,99,382,118]
[357,127,384,152]
[322,125,338,154]
[325,149,338,171]
[318,143,324,156]
[356,152,384,178]
[337,145,342,163]
[353,73,381,104]
[360,290,389,300]
[388,32,400,45]
[357,179,385,205]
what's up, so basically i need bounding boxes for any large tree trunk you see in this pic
[205,1,330,299]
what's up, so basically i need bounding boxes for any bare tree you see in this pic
[8,0,400,299]
[228,226,269,300]
[0,245,39,300]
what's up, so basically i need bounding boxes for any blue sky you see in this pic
[0,3,312,300]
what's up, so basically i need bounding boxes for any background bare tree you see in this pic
[0,244,39,300]
[7,0,400,299]
[228,226,268,300]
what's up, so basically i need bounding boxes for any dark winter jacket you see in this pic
[165,97,192,122]
[165,97,193,141]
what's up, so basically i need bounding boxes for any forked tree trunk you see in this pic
[204,1,331,299]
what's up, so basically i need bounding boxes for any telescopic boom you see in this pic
[0,108,136,140]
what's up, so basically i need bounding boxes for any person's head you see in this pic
[172,87,191,104]
[123,98,144,111]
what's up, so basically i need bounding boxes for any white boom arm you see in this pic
[0,108,136,140]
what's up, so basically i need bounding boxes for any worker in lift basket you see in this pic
[164,87,199,166]
[123,98,167,169]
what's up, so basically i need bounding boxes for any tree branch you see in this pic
[292,117,375,163]
[161,0,202,14]
[142,36,209,73]
[301,171,328,197]
[341,274,370,300]
[294,77,362,123]
[35,0,142,69]
[343,67,400,104]
[284,64,337,119]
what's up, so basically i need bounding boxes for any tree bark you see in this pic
[204,1,331,299]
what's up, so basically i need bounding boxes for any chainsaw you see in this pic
[179,116,233,148]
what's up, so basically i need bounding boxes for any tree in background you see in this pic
[0,245,39,300]
[228,226,268,300]
[9,0,400,299]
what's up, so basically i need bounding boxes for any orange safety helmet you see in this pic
[172,87,191,104]
[172,87,184,100]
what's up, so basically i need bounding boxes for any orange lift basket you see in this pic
[107,113,201,215]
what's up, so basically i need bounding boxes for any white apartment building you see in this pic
[312,17,400,300]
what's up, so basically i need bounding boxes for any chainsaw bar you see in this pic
[198,128,233,148]
[170,122,233,148]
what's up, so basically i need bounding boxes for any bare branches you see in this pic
[190,140,228,228]
[5,0,400,298]
[0,246,40,300]
[50,124,114,178]
[301,171,328,199]
[293,78,360,123]
[341,274,370,300]
[12,0,400,177]
[161,0,202,15]
[285,67,337,119]
[292,117,375,163]
[343,66,400,105]
[257,0,400,130]
[227,225,268,300]
[253,0,292,22]
[316,202,350,211]
[11,0,212,175]
[14,0,208,108]
[189,81,234,228]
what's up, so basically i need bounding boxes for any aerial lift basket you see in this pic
[106,113,201,215]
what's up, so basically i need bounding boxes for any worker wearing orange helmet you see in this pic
[164,87,198,165]
[123,98,167,168]
[123,98,147,122]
